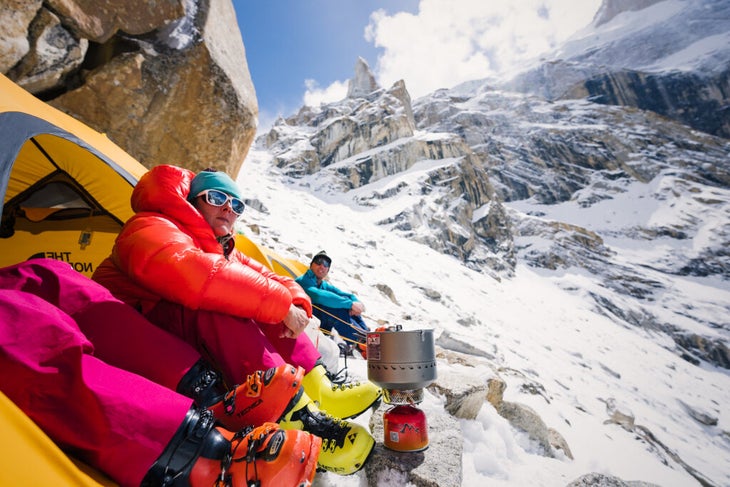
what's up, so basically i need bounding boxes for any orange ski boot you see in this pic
[207,364,305,431]
[143,408,320,487]
[191,423,320,487]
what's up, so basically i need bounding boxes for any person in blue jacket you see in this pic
[296,250,370,352]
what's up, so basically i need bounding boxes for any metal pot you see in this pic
[366,326,437,391]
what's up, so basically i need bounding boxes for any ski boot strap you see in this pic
[141,408,229,486]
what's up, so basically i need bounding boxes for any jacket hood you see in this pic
[131,164,222,252]
[132,164,194,214]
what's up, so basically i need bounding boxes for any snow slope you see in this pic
[235,147,730,486]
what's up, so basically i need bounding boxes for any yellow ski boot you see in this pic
[280,390,375,475]
[302,363,382,419]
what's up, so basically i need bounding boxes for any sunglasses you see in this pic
[313,258,330,268]
[196,189,245,215]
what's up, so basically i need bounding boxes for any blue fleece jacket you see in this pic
[295,269,359,310]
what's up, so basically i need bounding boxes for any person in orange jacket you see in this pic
[92,164,381,475]
[0,258,320,487]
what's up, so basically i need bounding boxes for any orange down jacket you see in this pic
[92,164,312,324]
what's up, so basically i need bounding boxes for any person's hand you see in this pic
[281,304,309,338]
[350,301,365,316]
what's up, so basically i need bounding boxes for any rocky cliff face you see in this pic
[506,0,730,139]
[0,0,257,175]
[264,58,515,275]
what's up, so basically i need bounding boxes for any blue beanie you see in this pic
[187,171,242,203]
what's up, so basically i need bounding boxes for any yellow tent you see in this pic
[235,232,308,278]
[0,391,117,486]
[0,74,148,276]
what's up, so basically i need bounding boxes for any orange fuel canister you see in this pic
[383,404,429,452]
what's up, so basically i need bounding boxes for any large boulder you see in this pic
[1,0,257,176]
[0,0,43,73]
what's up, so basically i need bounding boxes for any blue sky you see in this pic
[234,1,418,127]
[233,1,601,131]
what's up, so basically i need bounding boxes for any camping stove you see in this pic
[367,326,436,452]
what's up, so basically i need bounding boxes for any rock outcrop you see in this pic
[506,0,730,139]
[347,56,379,99]
[567,473,661,487]
[263,60,516,274]
[0,0,257,175]
[367,400,463,487]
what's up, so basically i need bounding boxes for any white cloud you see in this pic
[366,0,602,98]
[301,0,601,106]
[302,78,349,107]
[255,108,277,136]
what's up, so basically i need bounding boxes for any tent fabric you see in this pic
[0,74,148,277]
[0,76,146,217]
[235,232,308,278]
[0,391,115,486]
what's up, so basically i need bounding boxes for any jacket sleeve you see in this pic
[296,271,357,310]
[230,251,312,318]
[113,215,294,324]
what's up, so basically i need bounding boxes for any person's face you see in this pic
[194,192,240,237]
[311,257,330,280]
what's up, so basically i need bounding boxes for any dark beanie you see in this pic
[311,250,331,266]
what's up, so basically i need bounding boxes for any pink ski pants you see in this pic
[0,259,201,486]
[145,300,320,388]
